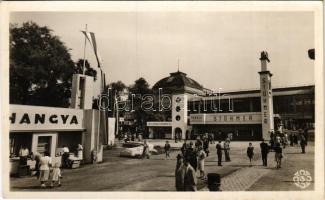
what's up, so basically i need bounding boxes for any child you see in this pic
[50,162,62,187]
[164,141,171,159]
[246,143,254,166]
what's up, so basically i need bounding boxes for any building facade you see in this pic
[9,74,115,164]
[145,56,314,141]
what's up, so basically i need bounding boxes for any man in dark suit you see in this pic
[216,141,223,166]
[260,139,269,166]
[176,157,197,191]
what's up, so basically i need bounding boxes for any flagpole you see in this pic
[115,95,119,137]
[82,24,88,75]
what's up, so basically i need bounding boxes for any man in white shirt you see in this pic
[19,146,29,165]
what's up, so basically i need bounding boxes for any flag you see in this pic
[82,29,109,145]
[81,31,103,68]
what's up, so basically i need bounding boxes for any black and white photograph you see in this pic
[1,1,324,199]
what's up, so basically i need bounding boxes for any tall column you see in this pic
[258,51,274,140]
[171,94,188,140]
[70,74,94,109]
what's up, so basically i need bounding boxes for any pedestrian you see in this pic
[142,140,150,159]
[289,133,294,146]
[62,145,70,168]
[223,138,231,162]
[187,142,198,172]
[247,143,254,166]
[175,154,184,191]
[282,132,288,149]
[275,133,281,146]
[39,151,52,188]
[270,131,275,149]
[216,141,223,166]
[207,173,222,191]
[208,133,212,144]
[197,147,207,179]
[77,144,83,160]
[164,141,171,159]
[300,134,306,154]
[195,136,203,149]
[183,156,197,191]
[32,152,41,178]
[260,139,269,166]
[19,145,29,166]
[293,134,298,146]
[50,162,62,187]
[181,141,188,156]
[274,143,283,169]
[303,128,309,146]
[203,137,210,157]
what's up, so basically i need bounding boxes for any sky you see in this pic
[10,11,315,95]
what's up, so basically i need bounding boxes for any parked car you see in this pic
[120,141,157,158]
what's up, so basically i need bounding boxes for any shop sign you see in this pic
[147,121,172,127]
[190,112,262,125]
[10,104,84,131]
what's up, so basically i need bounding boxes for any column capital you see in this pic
[258,71,273,77]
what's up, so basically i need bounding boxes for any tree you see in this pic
[109,81,127,98]
[106,81,126,117]
[128,78,153,134]
[75,59,97,80]
[10,21,75,107]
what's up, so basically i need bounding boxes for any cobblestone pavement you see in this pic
[10,140,314,191]
[220,167,268,191]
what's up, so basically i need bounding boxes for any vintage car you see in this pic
[120,142,157,158]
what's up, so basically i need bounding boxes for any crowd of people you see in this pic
[173,129,309,191]
[173,135,224,191]
[13,144,85,189]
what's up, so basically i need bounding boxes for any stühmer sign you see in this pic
[147,121,172,127]
[9,104,84,132]
[190,112,262,125]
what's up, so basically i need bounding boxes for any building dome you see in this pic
[152,71,204,94]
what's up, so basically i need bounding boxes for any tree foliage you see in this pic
[75,59,97,81]
[10,22,97,107]
[128,78,154,132]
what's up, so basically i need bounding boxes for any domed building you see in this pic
[152,71,208,95]
[147,71,208,140]
[146,61,314,141]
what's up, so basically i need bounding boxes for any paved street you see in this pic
[10,140,314,191]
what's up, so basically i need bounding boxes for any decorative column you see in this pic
[258,51,274,140]
[171,94,188,140]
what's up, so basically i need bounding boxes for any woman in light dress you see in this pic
[197,147,207,179]
[39,151,52,188]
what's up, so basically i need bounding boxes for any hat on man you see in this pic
[207,173,221,185]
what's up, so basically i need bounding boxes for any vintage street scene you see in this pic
[8,10,315,192]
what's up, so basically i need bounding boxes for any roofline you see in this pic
[208,85,314,96]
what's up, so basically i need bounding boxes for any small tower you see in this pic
[70,74,94,109]
[258,51,274,140]
[172,93,188,140]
